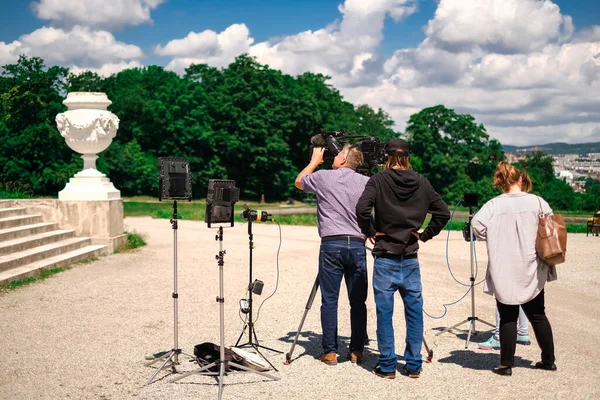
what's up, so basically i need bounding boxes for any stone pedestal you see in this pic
[57,199,127,252]
[59,169,120,201]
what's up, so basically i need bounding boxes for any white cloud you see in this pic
[157,0,417,83]
[340,0,600,145]
[70,61,144,77]
[8,0,598,145]
[574,25,600,44]
[153,0,600,145]
[0,26,143,71]
[156,24,254,69]
[31,0,166,30]
[425,0,573,54]
[0,41,22,66]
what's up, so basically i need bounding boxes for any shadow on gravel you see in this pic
[278,330,333,361]
[278,330,405,376]
[438,349,532,370]
[431,326,495,342]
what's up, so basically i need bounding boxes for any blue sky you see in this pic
[2,0,598,65]
[1,0,599,145]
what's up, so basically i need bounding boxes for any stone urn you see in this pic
[55,92,121,200]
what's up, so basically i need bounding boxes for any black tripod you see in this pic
[145,201,194,385]
[285,275,434,364]
[235,218,282,371]
[436,206,494,347]
[171,227,279,399]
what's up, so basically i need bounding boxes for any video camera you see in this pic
[310,130,386,176]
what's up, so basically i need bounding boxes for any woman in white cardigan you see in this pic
[471,162,557,376]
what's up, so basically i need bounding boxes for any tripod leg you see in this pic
[170,362,219,383]
[250,343,279,372]
[465,319,475,348]
[285,276,320,364]
[435,318,470,336]
[422,337,433,363]
[218,360,225,400]
[235,321,248,347]
[145,351,176,385]
[249,324,283,354]
[145,351,170,367]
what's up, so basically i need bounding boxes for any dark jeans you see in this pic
[318,239,368,354]
[497,290,555,367]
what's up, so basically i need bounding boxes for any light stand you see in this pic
[235,218,282,371]
[171,227,279,399]
[145,200,194,385]
[436,205,494,347]
[285,275,434,364]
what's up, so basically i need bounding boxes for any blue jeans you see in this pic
[373,256,423,373]
[319,240,368,354]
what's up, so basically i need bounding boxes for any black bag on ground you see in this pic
[194,342,243,372]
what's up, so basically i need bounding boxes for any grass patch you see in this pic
[270,214,317,226]
[115,231,147,253]
[0,267,66,292]
[123,201,590,234]
[566,224,588,233]
[0,181,33,199]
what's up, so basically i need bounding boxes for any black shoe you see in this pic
[534,362,557,371]
[373,366,396,379]
[492,366,512,376]
[400,365,420,378]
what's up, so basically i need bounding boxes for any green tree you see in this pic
[2,55,401,200]
[404,105,504,204]
[0,56,77,195]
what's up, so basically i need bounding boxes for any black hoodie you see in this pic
[356,169,450,257]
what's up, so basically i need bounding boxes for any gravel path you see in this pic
[1,216,599,400]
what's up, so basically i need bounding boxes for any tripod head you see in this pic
[461,193,479,242]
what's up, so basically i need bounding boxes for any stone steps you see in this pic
[0,245,107,285]
[0,237,94,273]
[0,207,27,219]
[0,202,115,285]
[0,222,60,242]
[0,229,76,256]
[0,214,43,230]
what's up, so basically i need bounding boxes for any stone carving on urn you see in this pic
[55,92,121,201]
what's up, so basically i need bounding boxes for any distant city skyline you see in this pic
[1,0,599,146]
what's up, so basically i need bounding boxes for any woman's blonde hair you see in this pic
[494,161,532,193]
[385,149,411,170]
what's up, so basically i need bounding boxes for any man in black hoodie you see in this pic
[356,138,450,379]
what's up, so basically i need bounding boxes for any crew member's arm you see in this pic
[356,178,377,238]
[295,148,325,190]
[417,183,451,242]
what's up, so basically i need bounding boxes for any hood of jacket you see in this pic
[380,169,422,201]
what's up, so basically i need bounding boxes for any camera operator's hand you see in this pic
[310,147,325,166]
[295,147,326,190]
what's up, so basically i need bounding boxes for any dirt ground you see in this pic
[1,216,599,400]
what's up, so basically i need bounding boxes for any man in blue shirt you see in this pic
[295,145,369,365]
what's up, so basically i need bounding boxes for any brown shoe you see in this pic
[346,350,363,364]
[320,353,338,365]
